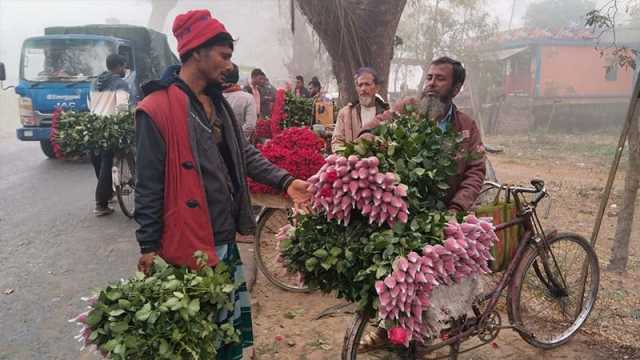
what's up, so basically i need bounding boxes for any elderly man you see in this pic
[134,9,311,359]
[331,67,389,152]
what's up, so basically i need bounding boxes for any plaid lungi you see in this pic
[215,243,254,360]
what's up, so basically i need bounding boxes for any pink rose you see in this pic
[326,170,338,182]
[388,326,409,346]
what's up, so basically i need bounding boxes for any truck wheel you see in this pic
[40,140,56,159]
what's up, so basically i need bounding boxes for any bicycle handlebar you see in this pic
[483,179,547,207]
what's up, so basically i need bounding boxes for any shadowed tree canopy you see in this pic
[296,0,407,105]
[524,0,595,30]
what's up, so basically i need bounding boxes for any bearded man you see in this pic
[331,67,389,152]
[360,57,486,213]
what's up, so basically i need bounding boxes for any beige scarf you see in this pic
[250,83,261,114]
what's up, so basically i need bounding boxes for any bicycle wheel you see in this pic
[254,208,310,292]
[114,153,136,219]
[508,232,599,349]
[342,312,458,359]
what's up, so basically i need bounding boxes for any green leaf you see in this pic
[105,290,122,301]
[354,143,367,156]
[102,339,118,352]
[135,303,152,321]
[110,320,129,333]
[187,298,200,316]
[222,284,235,293]
[320,262,332,270]
[305,257,319,271]
[413,167,426,176]
[86,309,104,327]
[375,266,389,279]
[437,182,450,190]
[312,249,328,258]
[159,339,169,355]
[329,247,342,257]
[109,309,126,317]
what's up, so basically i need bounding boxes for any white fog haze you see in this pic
[0,0,639,359]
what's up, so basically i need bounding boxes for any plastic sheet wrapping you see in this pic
[423,276,483,336]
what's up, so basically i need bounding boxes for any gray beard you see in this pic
[418,95,447,122]
[359,95,375,107]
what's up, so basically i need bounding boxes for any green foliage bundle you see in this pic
[282,91,314,128]
[71,253,240,359]
[51,110,134,158]
[282,105,464,316]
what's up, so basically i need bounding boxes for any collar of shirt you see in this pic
[437,104,454,131]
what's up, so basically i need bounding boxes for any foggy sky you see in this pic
[0,0,631,85]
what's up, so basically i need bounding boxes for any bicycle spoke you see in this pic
[513,234,599,348]
[256,209,307,290]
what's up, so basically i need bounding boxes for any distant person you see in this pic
[308,76,322,99]
[88,53,131,216]
[223,63,257,141]
[294,75,310,98]
[331,67,388,152]
[243,68,275,118]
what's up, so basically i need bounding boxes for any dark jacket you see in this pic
[243,83,276,118]
[93,71,129,92]
[135,66,294,256]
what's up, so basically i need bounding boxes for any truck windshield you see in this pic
[21,38,113,82]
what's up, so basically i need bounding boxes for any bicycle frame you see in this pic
[418,189,554,354]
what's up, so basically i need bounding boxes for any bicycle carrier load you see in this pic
[278,103,501,346]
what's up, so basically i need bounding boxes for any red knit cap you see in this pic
[173,9,230,56]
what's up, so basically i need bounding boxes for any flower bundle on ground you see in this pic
[70,252,239,359]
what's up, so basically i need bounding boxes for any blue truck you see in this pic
[0,24,178,158]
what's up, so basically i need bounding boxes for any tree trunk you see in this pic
[296,0,407,106]
[148,0,178,32]
[608,106,640,272]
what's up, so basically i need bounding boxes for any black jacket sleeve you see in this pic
[134,111,165,254]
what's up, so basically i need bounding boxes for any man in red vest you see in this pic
[134,9,311,359]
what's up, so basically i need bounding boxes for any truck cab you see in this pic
[2,24,178,158]
[13,35,137,157]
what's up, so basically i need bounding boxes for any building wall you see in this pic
[504,52,534,95]
[539,45,634,97]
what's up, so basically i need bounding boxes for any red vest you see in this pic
[137,84,218,269]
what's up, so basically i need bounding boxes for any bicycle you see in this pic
[342,178,600,359]
[252,194,311,293]
[112,149,136,218]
